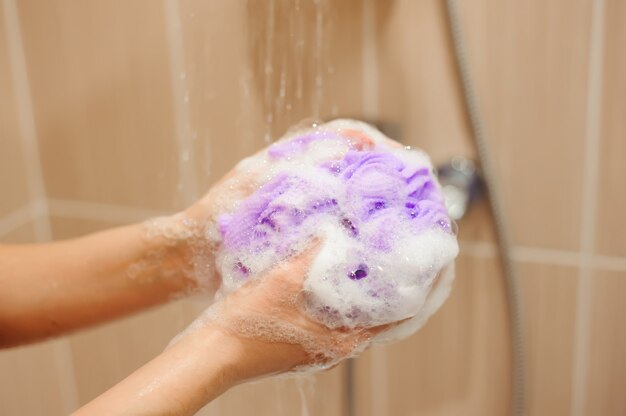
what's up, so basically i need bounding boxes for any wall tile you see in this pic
[242,0,365,138]
[175,0,365,198]
[0,4,30,217]
[596,0,626,257]
[378,0,591,250]
[518,262,578,416]
[585,270,626,415]
[49,215,345,413]
[17,0,183,211]
[47,216,187,406]
[353,258,580,416]
[4,1,621,415]
[50,216,126,240]
[0,221,35,243]
[68,301,188,406]
[457,200,497,244]
[0,341,68,415]
[2,213,66,416]
[375,0,473,163]
[461,0,590,251]
[354,254,511,416]
[374,1,495,244]
[202,366,346,416]
[174,0,264,197]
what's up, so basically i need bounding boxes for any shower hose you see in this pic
[344,2,526,416]
[444,1,526,415]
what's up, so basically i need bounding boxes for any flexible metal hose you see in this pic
[344,3,526,415]
[444,1,526,415]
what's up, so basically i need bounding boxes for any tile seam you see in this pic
[571,0,606,414]
[0,203,33,237]
[163,0,199,207]
[2,0,79,412]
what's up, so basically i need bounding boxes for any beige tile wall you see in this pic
[360,2,625,416]
[585,271,626,415]
[355,254,512,416]
[518,263,578,416]
[597,0,626,258]
[17,0,183,211]
[0,0,624,415]
[0,1,30,219]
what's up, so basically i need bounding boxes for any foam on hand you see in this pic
[211,119,459,344]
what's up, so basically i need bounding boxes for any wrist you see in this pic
[140,213,213,293]
[75,322,244,416]
[173,323,247,391]
[194,320,308,383]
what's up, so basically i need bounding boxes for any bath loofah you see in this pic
[214,119,459,343]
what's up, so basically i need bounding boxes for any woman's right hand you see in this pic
[172,239,389,383]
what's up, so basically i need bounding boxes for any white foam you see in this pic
[212,119,459,344]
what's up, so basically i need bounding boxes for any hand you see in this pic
[172,123,403,377]
[173,239,389,383]
[182,120,403,227]
[71,123,404,415]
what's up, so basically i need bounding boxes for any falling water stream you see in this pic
[253,0,333,143]
[262,0,276,143]
[296,377,315,416]
[171,1,339,414]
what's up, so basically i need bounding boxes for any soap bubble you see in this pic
[165,119,459,371]
[215,120,458,339]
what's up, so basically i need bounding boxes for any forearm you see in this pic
[0,215,212,347]
[69,227,380,415]
[72,325,241,416]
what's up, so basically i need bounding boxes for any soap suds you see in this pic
[167,119,459,367]
[215,120,458,340]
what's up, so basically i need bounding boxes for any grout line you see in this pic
[459,240,497,258]
[163,0,199,206]
[2,0,79,412]
[571,0,606,415]
[592,255,626,272]
[48,199,170,224]
[43,197,626,273]
[361,2,385,414]
[50,338,82,413]
[459,240,626,272]
[370,347,389,416]
[2,0,51,242]
[361,0,379,120]
[62,8,196,403]
[512,246,583,269]
[0,203,34,237]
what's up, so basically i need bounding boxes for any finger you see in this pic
[353,317,412,338]
[256,237,323,295]
[292,237,323,266]
[274,237,323,287]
